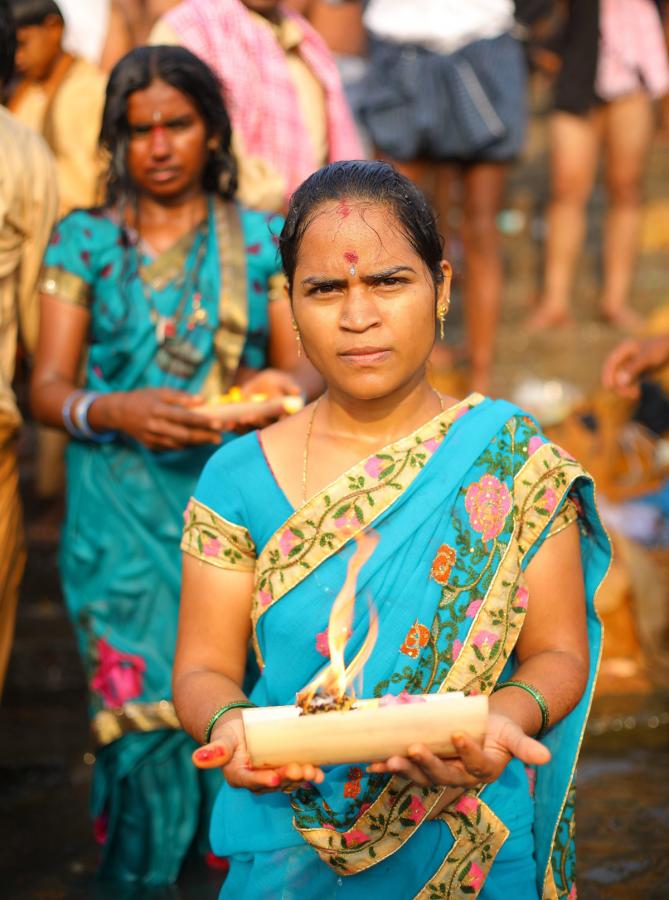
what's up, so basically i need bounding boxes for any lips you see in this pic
[147,168,179,182]
[339,347,391,365]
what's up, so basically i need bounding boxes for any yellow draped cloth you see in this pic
[0,107,58,695]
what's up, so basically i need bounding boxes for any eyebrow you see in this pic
[129,114,194,129]
[300,265,417,288]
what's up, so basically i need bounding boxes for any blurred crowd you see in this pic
[1,0,669,891]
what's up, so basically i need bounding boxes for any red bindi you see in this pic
[343,251,359,265]
[337,199,352,218]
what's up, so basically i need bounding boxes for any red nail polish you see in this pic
[194,748,213,762]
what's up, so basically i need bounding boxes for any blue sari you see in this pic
[40,196,284,885]
[184,394,610,899]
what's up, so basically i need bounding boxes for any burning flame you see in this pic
[297,531,379,711]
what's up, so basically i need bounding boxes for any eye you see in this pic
[307,283,342,296]
[129,124,151,137]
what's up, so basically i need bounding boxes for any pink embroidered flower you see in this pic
[407,795,426,823]
[203,538,222,557]
[343,828,370,847]
[334,510,359,531]
[455,405,470,420]
[364,456,383,479]
[466,599,482,618]
[258,589,272,608]
[455,794,479,816]
[464,475,512,542]
[514,585,529,609]
[567,885,578,900]
[452,639,463,661]
[466,861,485,891]
[359,802,371,814]
[528,435,544,455]
[91,638,145,708]
[316,629,330,657]
[543,487,558,514]
[423,437,441,454]
[279,529,299,556]
[473,630,499,652]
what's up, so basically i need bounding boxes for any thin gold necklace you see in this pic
[301,390,446,503]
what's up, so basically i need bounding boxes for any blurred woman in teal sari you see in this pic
[175,162,611,899]
[30,45,312,886]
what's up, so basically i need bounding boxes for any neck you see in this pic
[318,372,442,447]
[133,189,208,232]
[40,48,71,85]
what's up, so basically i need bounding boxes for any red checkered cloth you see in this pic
[165,0,363,200]
[596,0,669,101]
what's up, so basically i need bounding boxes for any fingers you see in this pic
[601,340,643,397]
[192,736,235,770]
[499,725,552,766]
[226,760,325,794]
[367,747,479,789]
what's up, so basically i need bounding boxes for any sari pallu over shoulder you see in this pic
[243,397,609,899]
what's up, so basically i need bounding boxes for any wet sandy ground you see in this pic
[1,105,668,897]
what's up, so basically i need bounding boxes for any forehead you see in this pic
[126,79,200,122]
[16,24,48,44]
[296,200,421,270]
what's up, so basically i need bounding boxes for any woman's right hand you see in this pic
[93,388,228,450]
[602,335,669,399]
[191,717,325,794]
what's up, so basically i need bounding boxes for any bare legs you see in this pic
[531,92,654,331]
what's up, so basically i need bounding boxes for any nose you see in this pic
[339,285,382,333]
[148,125,171,159]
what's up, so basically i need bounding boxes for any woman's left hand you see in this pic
[367,712,551,789]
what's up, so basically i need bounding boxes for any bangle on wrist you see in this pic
[492,679,551,737]
[63,389,118,443]
[74,390,118,443]
[204,700,256,744]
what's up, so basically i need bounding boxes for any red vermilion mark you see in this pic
[344,251,359,265]
[337,199,352,218]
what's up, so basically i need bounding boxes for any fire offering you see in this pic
[243,533,488,768]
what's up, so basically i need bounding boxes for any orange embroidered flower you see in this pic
[343,766,363,798]
[400,620,431,658]
[430,544,456,585]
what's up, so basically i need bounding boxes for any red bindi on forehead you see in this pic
[343,251,359,265]
[336,199,352,218]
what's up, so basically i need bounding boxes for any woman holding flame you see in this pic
[175,161,610,898]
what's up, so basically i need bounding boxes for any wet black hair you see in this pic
[100,45,237,206]
[9,0,63,27]
[279,160,444,292]
[0,1,16,89]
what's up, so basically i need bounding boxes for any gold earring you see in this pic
[292,320,302,358]
[436,300,449,341]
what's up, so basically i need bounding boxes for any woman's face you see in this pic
[125,79,209,201]
[291,200,450,402]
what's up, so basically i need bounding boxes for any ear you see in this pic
[436,260,452,308]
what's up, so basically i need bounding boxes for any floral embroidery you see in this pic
[452,639,463,660]
[528,434,545,455]
[543,487,558,514]
[464,474,512,542]
[258,588,273,608]
[279,528,300,556]
[454,794,478,816]
[513,585,529,610]
[472,630,500,655]
[90,638,145,708]
[181,498,256,571]
[466,599,482,617]
[400,621,431,658]
[430,543,457,585]
[343,828,370,847]
[363,456,384,479]
[466,862,486,891]
[407,795,426,823]
[344,767,363,799]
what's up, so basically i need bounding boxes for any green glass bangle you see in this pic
[492,679,551,737]
[204,701,256,744]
